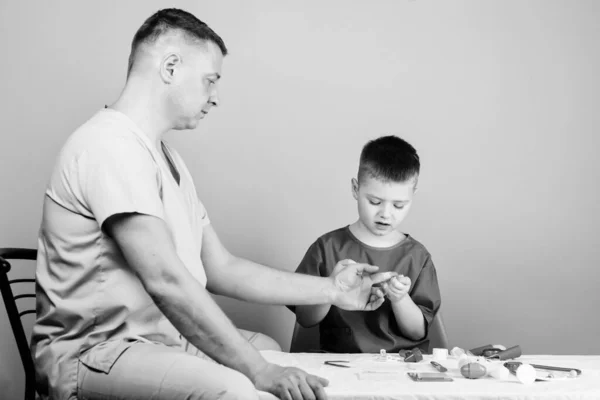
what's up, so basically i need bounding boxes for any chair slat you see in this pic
[0,248,37,260]
[19,310,36,318]
[10,279,36,284]
[0,247,38,399]
[14,294,36,301]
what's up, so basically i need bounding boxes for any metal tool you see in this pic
[430,361,448,372]
[324,360,351,368]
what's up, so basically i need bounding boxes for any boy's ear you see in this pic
[412,176,419,194]
[351,178,359,200]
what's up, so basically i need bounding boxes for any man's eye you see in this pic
[369,200,381,206]
[394,205,405,210]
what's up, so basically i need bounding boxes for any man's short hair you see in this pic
[128,8,228,74]
[358,135,420,185]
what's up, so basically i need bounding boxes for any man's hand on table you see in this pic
[251,260,396,399]
[329,259,397,311]
[254,363,328,400]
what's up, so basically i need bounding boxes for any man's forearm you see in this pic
[390,296,426,341]
[147,274,268,382]
[207,256,337,305]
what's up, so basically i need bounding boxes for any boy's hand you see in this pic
[381,275,411,303]
[329,259,397,311]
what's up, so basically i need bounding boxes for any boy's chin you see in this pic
[370,225,394,236]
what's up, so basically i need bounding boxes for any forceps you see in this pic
[324,360,351,368]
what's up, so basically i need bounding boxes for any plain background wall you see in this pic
[1,0,599,397]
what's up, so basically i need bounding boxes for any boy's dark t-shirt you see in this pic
[294,226,441,353]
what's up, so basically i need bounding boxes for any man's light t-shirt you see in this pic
[31,108,210,400]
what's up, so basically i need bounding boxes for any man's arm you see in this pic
[201,225,393,310]
[105,213,270,380]
[106,213,334,399]
[202,223,334,304]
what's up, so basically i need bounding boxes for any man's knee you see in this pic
[239,329,282,352]
[249,333,282,352]
[212,372,259,400]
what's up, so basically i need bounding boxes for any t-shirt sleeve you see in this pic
[77,138,165,229]
[410,254,442,334]
[287,240,324,312]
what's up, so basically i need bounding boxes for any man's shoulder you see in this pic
[61,109,149,160]
[73,109,140,141]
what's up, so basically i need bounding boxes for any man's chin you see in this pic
[173,119,200,131]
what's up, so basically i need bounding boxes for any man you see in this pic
[31,8,393,400]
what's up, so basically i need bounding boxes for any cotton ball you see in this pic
[492,344,507,351]
[516,364,536,384]
[490,365,510,380]
[451,347,466,358]
[569,370,578,378]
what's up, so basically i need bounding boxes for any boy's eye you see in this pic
[394,205,405,210]
[368,200,381,206]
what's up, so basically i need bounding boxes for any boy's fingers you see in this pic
[399,277,411,286]
[392,278,408,289]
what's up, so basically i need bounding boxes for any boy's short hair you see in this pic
[358,135,420,185]
[128,8,228,74]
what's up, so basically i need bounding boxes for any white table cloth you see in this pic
[260,350,600,400]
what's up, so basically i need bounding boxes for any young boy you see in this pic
[293,135,441,353]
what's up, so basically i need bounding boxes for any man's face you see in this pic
[352,175,417,238]
[168,41,223,130]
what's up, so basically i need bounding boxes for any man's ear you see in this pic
[160,53,182,83]
[351,178,359,200]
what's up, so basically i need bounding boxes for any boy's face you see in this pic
[352,175,417,238]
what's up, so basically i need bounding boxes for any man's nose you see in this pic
[208,94,219,107]
[209,87,220,107]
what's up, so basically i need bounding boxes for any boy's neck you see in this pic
[348,221,406,248]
